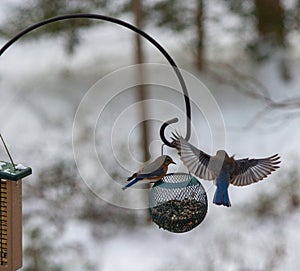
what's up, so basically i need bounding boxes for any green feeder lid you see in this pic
[0,161,32,181]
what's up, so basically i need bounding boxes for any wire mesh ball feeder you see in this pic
[149,173,207,233]
[0,13,208,238]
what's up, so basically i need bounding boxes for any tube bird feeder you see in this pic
[0,135,31,271]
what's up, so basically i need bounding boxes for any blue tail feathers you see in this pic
[213,170,231,207]
[122,177,142,190]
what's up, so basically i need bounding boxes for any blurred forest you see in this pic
[2,0,300,110]
[2,0,300,68]
[0,0,300,270]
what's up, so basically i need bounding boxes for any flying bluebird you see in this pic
[122,155,176,190]
[171,134,280,207]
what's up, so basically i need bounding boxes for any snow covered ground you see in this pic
[0,58,297,270]
[0,11,299,270]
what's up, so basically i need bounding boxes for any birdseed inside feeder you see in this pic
[149,173,207,233]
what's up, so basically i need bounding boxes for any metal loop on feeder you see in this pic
[149,173,207,233]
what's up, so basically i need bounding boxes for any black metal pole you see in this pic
[0,13,191,146]
[0,134,15,169]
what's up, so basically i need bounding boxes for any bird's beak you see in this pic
[171,160,176,165]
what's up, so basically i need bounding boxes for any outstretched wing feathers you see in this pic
[230,154,280,186]
[171,133,214,180]
[171,133,280,186]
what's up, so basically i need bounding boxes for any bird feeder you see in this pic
[147,117,209,233]
[149,173,207,233]
[0,13,208,235]
[0,163,32,271]
[0,136,32,271]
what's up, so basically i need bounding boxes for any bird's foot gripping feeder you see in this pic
[149,173,207,233]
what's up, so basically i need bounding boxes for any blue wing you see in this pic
[137,167,165,179]
[122,167,165,190]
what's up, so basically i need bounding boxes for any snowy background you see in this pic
[0,1,299,270]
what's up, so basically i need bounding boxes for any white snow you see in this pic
[0,2,299,270]
[15,163,27,170]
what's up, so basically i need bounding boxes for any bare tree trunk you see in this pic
[132,0,151,163]
[254,0,285,46]
[297,0,300,26]
[132,0,151,223]
[195,0,205,71]
[254,0,291,81]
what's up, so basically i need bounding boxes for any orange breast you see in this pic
[147,165,168,180]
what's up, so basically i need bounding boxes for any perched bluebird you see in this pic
[122,155,176,190]
[171,134,280,207]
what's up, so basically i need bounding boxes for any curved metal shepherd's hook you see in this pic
[0,13,191,147]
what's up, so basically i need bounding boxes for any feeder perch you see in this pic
[149,173,207,233]
[0,161,32,271]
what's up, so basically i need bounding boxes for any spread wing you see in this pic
[171,133,214,180]
[230,154,280,186]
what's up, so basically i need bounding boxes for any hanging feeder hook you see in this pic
[159,65,191,148]
[160,117,179,147]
